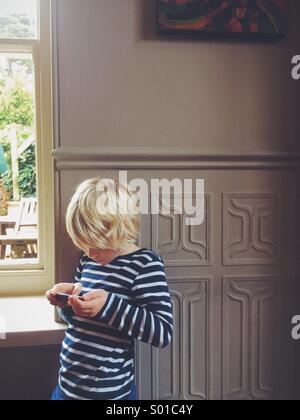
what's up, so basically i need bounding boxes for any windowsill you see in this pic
[0,296,65,348]
[0,259,38,266]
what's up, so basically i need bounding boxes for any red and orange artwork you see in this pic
[158,0,288,35]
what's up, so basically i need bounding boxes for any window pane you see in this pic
[0,52,38,266]
[0,0,38,39]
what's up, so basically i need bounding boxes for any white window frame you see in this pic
[0,0,54,295]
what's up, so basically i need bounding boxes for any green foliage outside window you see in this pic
[0,16,37,200]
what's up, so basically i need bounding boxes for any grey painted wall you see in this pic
[54,0,300,151]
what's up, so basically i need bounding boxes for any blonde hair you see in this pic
[66,178,140,251]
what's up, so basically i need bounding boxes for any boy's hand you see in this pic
[46,283,82,309]
[68,290,109,318]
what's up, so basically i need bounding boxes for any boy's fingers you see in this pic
[69,296,92,311]
[52,284,65,294]
[82,293,96,302]
[46,296,57,306]
[83,291,105,302]
[52,283,75,295]
[46,290,55,300]
[68,295,79,306]
[51,286,63,296]
[69,296,85,310]
[72,283,82,296]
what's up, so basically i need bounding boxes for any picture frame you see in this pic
[157,0,288,41]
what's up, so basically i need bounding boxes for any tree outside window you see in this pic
[0,14,37,205]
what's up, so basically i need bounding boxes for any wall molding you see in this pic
[151,277,212,401]
[151,193,212,267]
[222,275,277,400]
[223,192,280,266]
[52,147,300,170]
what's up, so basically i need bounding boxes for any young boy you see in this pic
[46,178,173,400]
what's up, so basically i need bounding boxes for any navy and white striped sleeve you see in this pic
[95,257,173,348]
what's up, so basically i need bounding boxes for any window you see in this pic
[0,0,54,295]
[0,0,38,39]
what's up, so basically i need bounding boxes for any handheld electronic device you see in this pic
[55,293,84,302]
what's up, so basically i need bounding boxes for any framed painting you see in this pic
[158,0,288,40]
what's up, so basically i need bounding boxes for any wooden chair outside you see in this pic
[0,198,38,259]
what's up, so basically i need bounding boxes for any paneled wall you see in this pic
[52,160,299,400]
[51,0,300,401]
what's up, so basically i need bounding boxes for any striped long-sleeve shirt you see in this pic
[58,248,173,400]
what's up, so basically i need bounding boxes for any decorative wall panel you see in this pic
[222,276,276,400]
[137,278,211,400]
[152,194,212,267]
[223,193,279,266]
